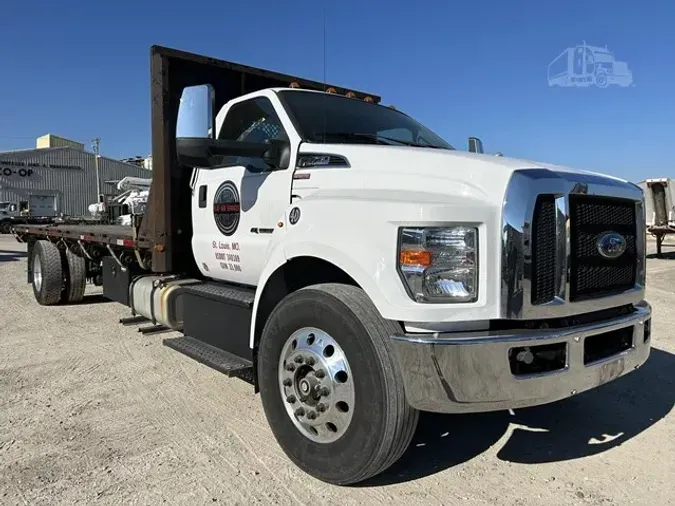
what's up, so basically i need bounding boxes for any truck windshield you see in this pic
[278,91,454,150]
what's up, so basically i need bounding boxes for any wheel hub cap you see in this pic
[278,327,355,444]
[32,253,42,292]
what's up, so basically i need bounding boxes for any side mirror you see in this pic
[176,84,214,140]
[468,137,484,154]
[176,137,290,170]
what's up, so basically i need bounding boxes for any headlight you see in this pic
[398,226,478,303]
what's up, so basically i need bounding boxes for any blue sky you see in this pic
[1,0,673,182]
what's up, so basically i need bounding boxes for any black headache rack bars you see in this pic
[141,45,381,273]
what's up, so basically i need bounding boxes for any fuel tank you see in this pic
[129,275,200,330]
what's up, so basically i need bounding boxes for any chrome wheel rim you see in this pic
[278,327,355,444]
[32,252,42,292]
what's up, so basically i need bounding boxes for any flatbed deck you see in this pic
[13,223,151,249]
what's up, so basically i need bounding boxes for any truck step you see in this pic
[163,335,253,381]
[182,282,255,308]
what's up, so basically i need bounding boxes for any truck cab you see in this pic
[188,87,454,288]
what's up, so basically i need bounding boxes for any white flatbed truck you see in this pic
[14,46,652,485]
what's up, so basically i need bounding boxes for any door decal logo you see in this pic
[289,207,301,225]
[213,181,240,236]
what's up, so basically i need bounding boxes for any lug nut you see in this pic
[286,394,297,404]
[294,356,304,364]
[283,378,292,387]
[316,403,326,413]
[294,407,305,417]
[306,356,315,366]
[320,387,330,397]
[306,411,317,420]
[315,369,326,378]
[285,363,295,372]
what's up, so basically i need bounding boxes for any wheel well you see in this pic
[251,257,360,386]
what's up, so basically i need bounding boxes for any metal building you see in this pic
[0,136,151,217]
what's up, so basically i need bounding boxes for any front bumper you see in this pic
[390,302,652,413]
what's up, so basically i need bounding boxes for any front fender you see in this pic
[250,190,502,348]
[248,221,388,348]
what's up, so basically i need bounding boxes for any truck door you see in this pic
[191,95,294,286]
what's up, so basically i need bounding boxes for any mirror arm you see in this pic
[211,139,271,158]
[176,137,289,170]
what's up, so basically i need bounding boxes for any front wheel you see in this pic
[257,283,418,485]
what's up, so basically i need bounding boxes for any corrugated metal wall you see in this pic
[0,147,151,216]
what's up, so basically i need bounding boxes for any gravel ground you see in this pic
[0,235,673,506]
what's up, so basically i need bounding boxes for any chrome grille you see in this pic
[501,169,645,320]
[569,196,637,300]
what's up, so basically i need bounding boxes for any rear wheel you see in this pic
[61,248,87,303]
[258,283,418,485]
[31,240,63,305]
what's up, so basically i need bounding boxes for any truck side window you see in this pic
[218,97,288,172]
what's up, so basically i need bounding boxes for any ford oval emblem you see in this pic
[597,232,627,259]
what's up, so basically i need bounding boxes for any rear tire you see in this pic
[31,240,63,306]
[61,248,87,303]
[257,283,418,485]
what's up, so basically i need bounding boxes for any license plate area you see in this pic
[584,326,634,365]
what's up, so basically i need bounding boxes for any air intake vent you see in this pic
[296,154,350,168]
[531,195,557,305]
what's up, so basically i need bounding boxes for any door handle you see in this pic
[198,185,207,208]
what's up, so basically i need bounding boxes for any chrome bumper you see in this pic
[390,302,652,414]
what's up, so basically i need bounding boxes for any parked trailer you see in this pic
[13,45,652,485]
[638,178,675,257]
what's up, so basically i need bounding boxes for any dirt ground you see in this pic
[0,235,673,506]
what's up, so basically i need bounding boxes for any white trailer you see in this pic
[638,178,675,256]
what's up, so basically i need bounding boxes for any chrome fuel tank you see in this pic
[129,275,199,330]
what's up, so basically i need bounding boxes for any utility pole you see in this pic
[92,137,102,203]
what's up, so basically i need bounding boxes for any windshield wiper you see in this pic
[315,132,445,149]
[370,134,445,149]
[313,132,391,145]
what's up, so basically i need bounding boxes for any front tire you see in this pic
[258,283,418,485]
[31,240,63,305]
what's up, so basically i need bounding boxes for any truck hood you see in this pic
[298,143,633,204]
